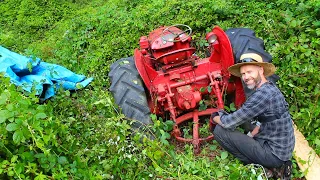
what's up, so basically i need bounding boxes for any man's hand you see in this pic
[211,112,222,125]
[251,126,260,136]
[248,122,261,137]
[211,112,219,119]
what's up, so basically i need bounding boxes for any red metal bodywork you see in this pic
[134,25,245,153]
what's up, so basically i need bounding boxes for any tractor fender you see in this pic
[211,26,235,77]
[134,49,158,90]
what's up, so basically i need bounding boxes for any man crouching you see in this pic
[212,53,295,180]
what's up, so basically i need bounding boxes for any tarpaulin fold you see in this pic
[0,46,93,101]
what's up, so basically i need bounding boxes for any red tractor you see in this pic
[109,24,276,153]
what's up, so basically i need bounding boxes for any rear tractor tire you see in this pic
[225,28,273,63]
[108,57,153,132]
[225,28,280,97]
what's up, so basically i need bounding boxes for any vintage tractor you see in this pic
[108,24,275,153]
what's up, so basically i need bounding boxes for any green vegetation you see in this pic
[0,0,319,179]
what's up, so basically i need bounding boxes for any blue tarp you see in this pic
[0,46,93,101]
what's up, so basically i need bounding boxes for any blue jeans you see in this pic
[213,125,284,168]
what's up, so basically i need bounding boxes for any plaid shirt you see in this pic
[219,82,295,161]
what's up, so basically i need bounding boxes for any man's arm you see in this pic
[218,88,270,130]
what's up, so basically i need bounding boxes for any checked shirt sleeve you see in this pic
[219,87,271,130]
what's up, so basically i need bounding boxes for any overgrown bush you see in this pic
[1,0,318,179]
[1,75,272,179]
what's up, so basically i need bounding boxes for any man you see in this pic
[211,53,295,179]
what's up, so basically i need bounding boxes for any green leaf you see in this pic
[192,169,199,174]
[160,130,170,145]
[288,83,295,88]
[0,117,6,124]
[27,62,33,72]
[251,168,256,175]
[0,93,8,105]
[230,103,236,111]
[164,120,174,131]
[216,170,223,178]
[224,106,230,112]
[315,139,320,146]
[11,155,18,163]
[8,170,14,176]
[0,110,14,123]
[6,123,18,131]
[200,87,206,92]
[16,168,25,178]
[221,151,228,160]
[150,114,157,121]
[13,130,24,144]
[6,104,14,111]
[21,152,34,161]
[58,156,68,165]
[35,113,47,119]
[41,163,49,169]
[34,173,47,180]
[210,145,217,151]
[75,83,83,89]
[290,20,297,27]
[198,103,207,111]
[15,163,24,174]
[65,90,71,96]
[207,86,212,93]
[43,135,50,144]
[153,150,163,160]
[34,153,45,159]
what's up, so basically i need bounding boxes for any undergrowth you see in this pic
[1,0,318,179]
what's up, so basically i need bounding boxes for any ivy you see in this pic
[1,0,318,178]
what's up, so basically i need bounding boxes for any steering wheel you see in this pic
[161,24,192,42]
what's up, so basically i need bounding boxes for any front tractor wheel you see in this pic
[108,57,153,131]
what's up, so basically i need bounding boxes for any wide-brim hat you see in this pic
[228,53,276,77]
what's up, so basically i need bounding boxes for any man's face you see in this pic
[240,65,263,89]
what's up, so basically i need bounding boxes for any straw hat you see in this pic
[228,53,276,77]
